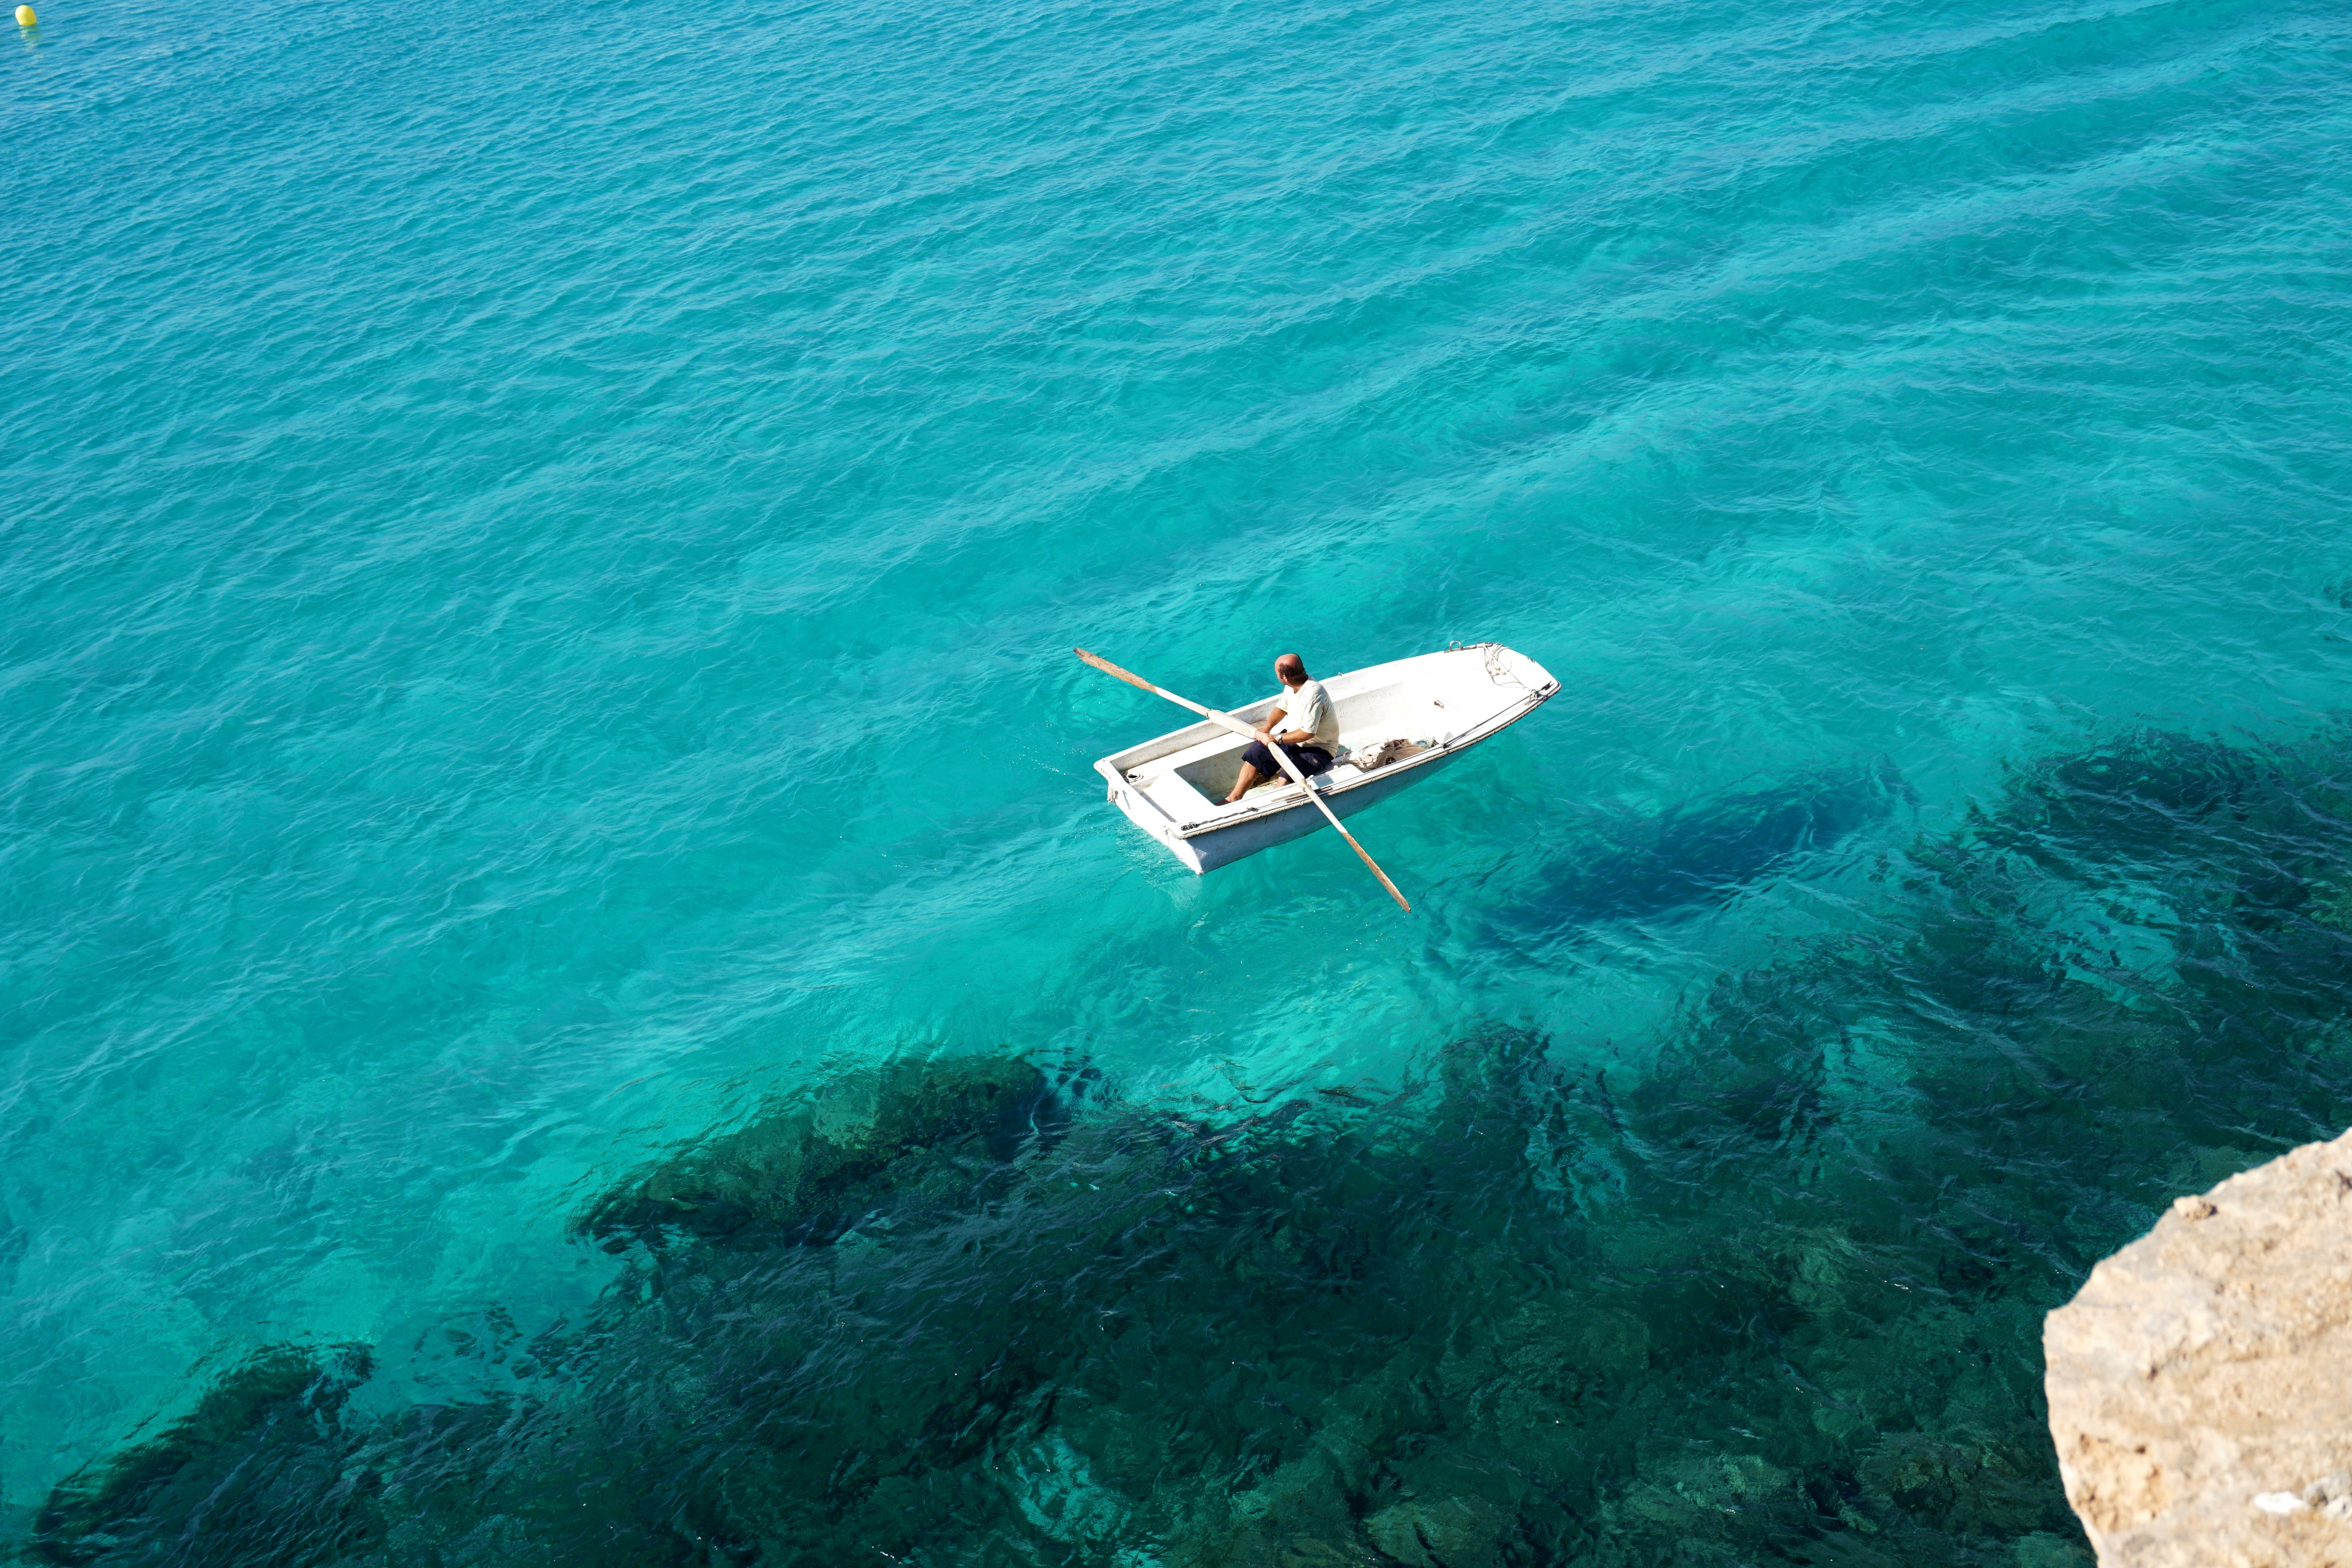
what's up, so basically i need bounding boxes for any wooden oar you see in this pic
[1075,648,1412,912]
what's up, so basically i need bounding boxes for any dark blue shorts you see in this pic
[1242,740,1333,778]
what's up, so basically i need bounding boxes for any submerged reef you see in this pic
[2045,1125,2352,1568]
[31,1344,374,1566]
[29,724,2352,1566]
[576,1053,1059,1247]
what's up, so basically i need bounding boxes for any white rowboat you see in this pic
[1091,643,1560,875]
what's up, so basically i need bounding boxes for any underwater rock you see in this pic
[2014,1532,2098,1568]
[1611,1452,1798,1537]
[1859,1430,2057,1537]
[1363,1494,1512,1567]
[577,1051,1057,1246]
[2044,1126,2352,1567]
[2002,731,2266,859]
[33,1342,374,1566]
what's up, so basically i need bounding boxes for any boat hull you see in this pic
[1114,743,1467,873]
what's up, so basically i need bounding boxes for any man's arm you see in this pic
[1253,699,1314,746]
[1272,692,1318,745]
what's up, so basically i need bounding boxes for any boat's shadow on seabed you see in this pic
[31,728,2352,1568]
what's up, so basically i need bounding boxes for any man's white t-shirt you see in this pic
[1274,679,1338,748]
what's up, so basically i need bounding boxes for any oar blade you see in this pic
[1073,647,1159,698]
[1075,648,1255,739]
[1265,747,1412,913]
[1339,825,1412,911]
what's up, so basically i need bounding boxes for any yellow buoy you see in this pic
[14,5,35,24]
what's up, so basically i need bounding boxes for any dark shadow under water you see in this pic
[1479,760,1911,946]
[27,728,2352,1568]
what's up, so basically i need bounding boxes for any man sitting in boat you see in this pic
[1223,653,1338,803]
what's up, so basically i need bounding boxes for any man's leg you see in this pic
[1226,740,1276,803]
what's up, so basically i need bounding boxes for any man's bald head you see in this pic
[1275,653,1307,685]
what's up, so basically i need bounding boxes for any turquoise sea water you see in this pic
[5,0,2351,1557]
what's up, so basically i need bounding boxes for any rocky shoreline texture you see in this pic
[2045,1127,2352,1568]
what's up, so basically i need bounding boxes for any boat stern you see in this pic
[1094,757,1207,873]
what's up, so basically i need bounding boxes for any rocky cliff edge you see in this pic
[2045,1126,2352,1567]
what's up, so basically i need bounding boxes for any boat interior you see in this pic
[1100,648,1549,831]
